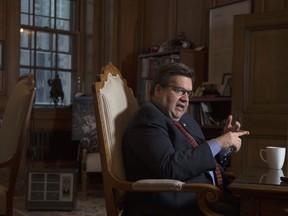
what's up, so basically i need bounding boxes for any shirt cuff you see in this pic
[207,139,221,157]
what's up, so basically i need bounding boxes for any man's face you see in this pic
[154,75,193,121]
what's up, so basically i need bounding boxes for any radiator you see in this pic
[29,131,79,161]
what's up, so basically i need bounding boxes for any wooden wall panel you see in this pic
[218,0,242,5]
[0,0,5,39]
[30,108,72,132]
[231,11,288,175]
[117,0,141,92]
[93,0,246,95]
[0,0,6,97]
[176,0,205,47]
[141,0,176,50]
[6,0,20,94]
[253,0,288,13]
[248,28,288,113]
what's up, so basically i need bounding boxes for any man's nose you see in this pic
[180,93,189,101]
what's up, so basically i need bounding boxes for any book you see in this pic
[200,102,219,125]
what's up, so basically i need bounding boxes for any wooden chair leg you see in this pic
[81,149,87,196]
[6,194,13,216]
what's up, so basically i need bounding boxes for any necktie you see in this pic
[174,121,223,187]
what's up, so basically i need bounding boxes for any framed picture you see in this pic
[222,73,232,96]
[71,96,97,141]
[208,1,251,84]
[0,40,3,70]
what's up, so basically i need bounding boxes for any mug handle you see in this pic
[259,173,267,183]
[260,149,267,163]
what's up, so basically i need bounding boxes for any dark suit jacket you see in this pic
[122,102,228,216]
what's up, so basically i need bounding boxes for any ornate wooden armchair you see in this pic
[0,74,35,216]
[92,63,222,216]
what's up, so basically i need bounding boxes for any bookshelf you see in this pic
[188,96,231,139]
[137,49,207,105]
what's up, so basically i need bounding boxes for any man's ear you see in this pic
[154,84,162,96]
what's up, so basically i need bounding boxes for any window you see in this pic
[20,0,78,106]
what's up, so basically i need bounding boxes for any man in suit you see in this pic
[122,62,249,216]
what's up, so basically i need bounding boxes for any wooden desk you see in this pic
[228,167,288,216]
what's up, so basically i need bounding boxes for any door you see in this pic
[230,11,288,176]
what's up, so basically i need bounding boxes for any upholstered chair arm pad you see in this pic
[132,179,184,191]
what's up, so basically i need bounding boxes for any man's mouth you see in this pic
[176,103,185,110]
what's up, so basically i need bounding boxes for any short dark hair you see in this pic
[150,62,195,96]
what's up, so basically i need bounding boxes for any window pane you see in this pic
[34,0,53,28]
[36,69,53,105]
[21,0,29,13]
[57,71,75,105]
[36,32,51,50]
[57,0,70,19]
[35,0,51,16]
[57,54,71,69]
[20,29,34,48]
[58,34,77,69]
[58,34,70,52]
[35,32,52,67]
[56,0,76,30]
[20,69,33,76]
[56,19,70,31]
[21,14,29,25]
[20,50,31,66]
[35,15,51,28]
[36,51,52,67]
[36,70,73,106]
[20,30,30,48]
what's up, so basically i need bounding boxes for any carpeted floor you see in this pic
[13,193,107,216]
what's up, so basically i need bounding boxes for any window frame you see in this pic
[20,0,80,107]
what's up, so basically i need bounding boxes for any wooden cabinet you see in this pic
[230,11,288,176]
[229,167,288,216]
[137,49,207,104]
[189,96,231,139]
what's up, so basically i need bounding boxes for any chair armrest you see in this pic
[132,179,184,191]
[224,171,237,181]
[131,179,222,216]
[109,172,223,216]
[182,183,222,216]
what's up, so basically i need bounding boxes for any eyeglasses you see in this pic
[162,85,194,97]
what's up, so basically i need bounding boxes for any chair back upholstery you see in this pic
[0,74,35,216]
[0,74,34,162]
[93,63,138,204]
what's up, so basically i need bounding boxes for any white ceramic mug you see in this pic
[259,169,284,184]
[260,146,286,169]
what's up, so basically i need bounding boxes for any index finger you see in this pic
[225,115,233,127]
[235,130,249,137]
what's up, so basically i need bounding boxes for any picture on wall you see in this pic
[221,73,232,96]
[208,1,251,84]
[71,96,97,141]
